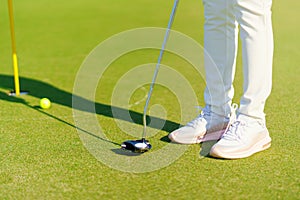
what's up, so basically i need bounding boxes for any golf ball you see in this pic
[40,98,51,109]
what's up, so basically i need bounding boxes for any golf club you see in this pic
[121,0,179,153]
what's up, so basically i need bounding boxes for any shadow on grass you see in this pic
[0,90,120,146]
[111,148,144,156]
[0,74,179,143]
[199,140,218,157]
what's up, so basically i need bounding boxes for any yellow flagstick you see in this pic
[8,0,20,96]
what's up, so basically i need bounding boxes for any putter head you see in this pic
[121,139,152,153]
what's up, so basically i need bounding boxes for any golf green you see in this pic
[0,0,299,199]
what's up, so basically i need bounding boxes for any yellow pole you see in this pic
[8,0,20,96]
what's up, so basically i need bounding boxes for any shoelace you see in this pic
[223,115,266,141]
[222,120,246,141]
[187,106,211,128]
[229,103,239,123]
[190,104,239,129]
[219,103,239,136]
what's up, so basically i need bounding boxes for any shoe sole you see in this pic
[168,129,226,144]
[210,135,272,159]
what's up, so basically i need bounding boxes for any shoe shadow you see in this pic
[160,135,171,143]
[200,140,218,157]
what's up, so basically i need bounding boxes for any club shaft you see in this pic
[142,0,179,139]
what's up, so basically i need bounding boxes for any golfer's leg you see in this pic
[203,0,238,117]
[236,0,274,121]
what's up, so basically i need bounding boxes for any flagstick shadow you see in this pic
[0,75,179,143]
[0,91,120,146]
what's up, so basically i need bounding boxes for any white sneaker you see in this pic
[168,104,238,144]
[210,114,272,159]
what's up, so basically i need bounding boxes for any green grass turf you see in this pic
[0,0,299,199]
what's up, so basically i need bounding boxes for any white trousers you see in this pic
[203,0,274,121]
